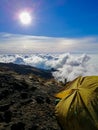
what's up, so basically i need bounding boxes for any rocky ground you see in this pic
[0,63,63,130]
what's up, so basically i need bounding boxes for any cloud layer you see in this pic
[0,53,98,81]
[0,33,98,53]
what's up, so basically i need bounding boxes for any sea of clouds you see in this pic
[0,53,98,82]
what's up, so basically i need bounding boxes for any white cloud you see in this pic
[0,53,98,81]
[0,32,98,53]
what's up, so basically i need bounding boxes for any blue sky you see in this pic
[0,0,98,53]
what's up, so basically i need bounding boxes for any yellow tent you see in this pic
[55,76,98,130]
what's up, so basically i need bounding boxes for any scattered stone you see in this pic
[46,97,51,104]
[30,86,37,91]
[29,125,38,130]
[3,110,12,123]
[0,104,10,112]
[35,96,44,104]
[12,81,28,91]
[0,113,4,122]
[0,90,9,100]
[20,92,28,99]
[11,122,25,130]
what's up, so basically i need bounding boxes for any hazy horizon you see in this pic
[0,33,98,54]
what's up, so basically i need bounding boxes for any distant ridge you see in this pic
[0,63,53,79]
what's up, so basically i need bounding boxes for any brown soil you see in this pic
[0,63,63,130]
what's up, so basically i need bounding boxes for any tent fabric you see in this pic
[55,76,98,130]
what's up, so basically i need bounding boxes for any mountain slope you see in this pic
[0,63,53,79]
[0,63,62,130]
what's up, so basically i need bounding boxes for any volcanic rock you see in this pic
[0,63,63,130]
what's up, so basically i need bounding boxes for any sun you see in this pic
[19,11,32,25]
